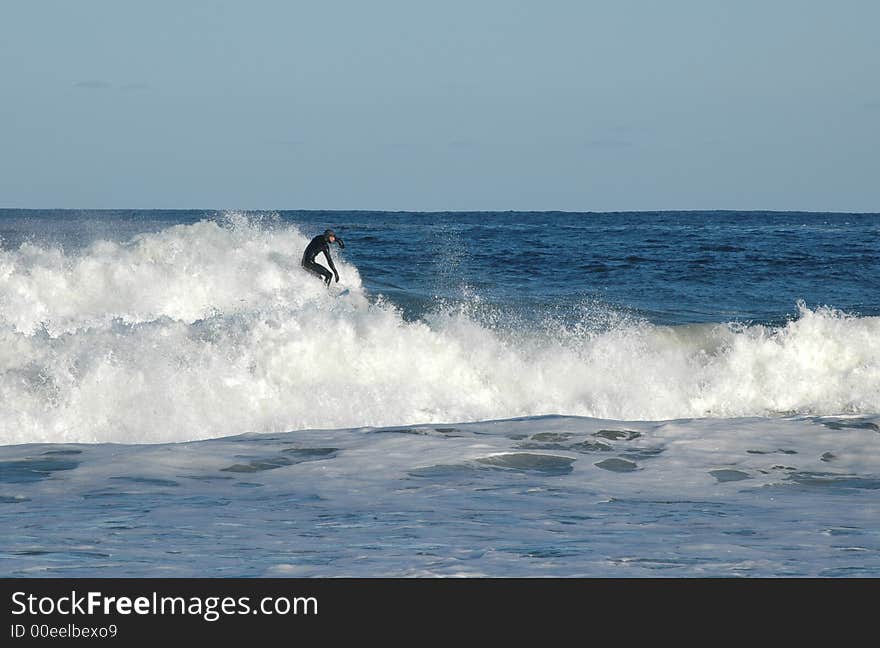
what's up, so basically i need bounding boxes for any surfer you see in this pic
[302,229,345,286]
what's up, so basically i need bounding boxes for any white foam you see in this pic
[1,216,878,444]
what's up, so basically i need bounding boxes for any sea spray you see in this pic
[1,217,878,444]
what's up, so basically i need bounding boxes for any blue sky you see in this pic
[1,1,877,211]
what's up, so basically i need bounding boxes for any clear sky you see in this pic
[1,1,878,211]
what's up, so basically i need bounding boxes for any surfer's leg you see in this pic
[303,260,332,285]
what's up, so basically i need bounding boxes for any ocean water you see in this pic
[1,209,878,577]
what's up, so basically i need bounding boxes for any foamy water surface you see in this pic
[1,210,878,576]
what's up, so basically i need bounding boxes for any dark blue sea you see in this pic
[1,209,878,576]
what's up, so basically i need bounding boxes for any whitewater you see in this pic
[2,210,879,576]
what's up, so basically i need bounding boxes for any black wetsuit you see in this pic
[301,235,338,286]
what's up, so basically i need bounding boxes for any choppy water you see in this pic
[1,209,878,576]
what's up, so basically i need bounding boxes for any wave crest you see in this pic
[1,218,877,444]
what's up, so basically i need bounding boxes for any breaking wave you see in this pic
[1,215,878,444]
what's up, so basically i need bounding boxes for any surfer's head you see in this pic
[323,229,336,243]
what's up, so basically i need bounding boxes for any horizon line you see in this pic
[2,206,878,216]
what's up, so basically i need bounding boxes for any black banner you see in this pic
[0,578,872,642]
